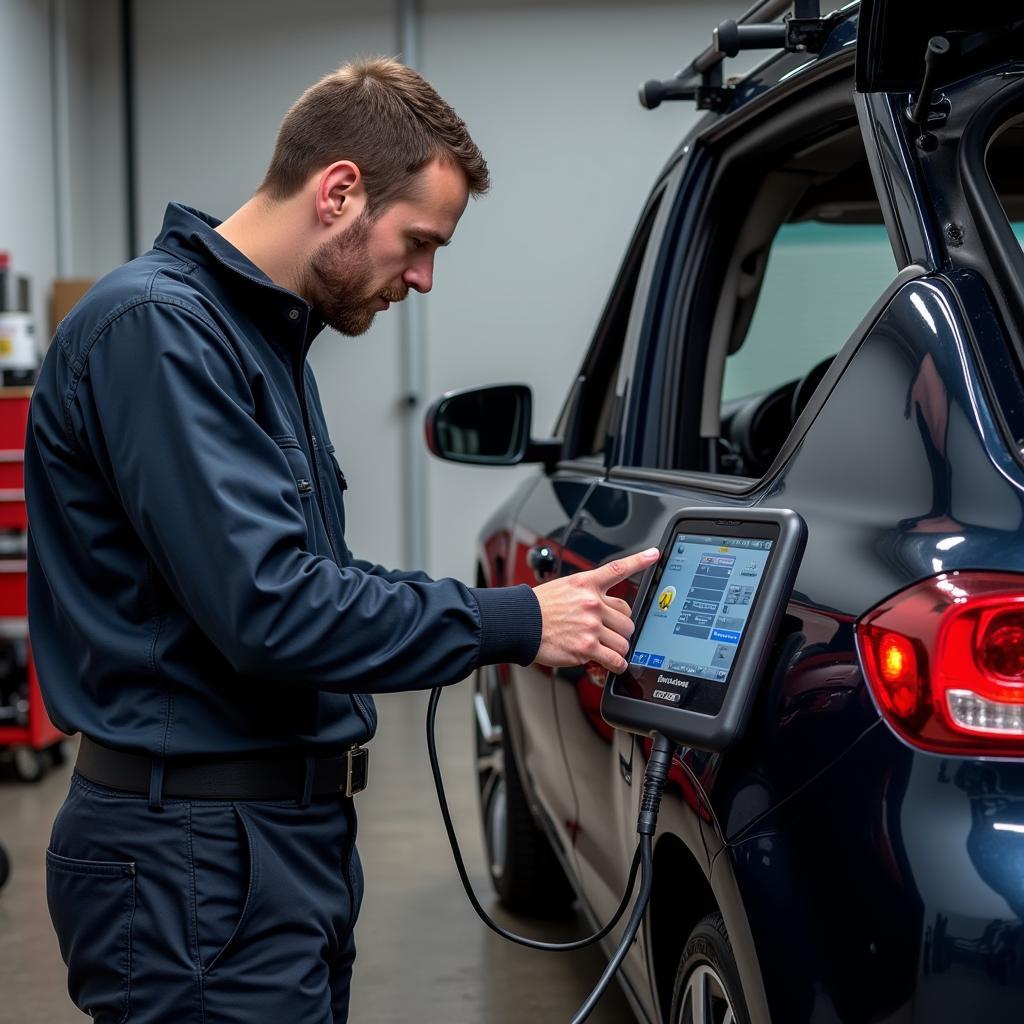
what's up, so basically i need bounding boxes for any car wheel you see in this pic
[11,745,44,783]
[670,913,750,1024]
[474,664,574,915]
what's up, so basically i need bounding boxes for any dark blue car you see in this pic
[426,2,1024,1020]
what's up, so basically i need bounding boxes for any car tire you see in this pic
[11,745,45,783]
[669,912,751,1024]
[475,664,574,916]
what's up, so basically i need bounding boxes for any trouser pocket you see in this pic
[46,848,136,1023]
[190,802,257,975]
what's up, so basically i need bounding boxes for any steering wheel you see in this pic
[790,355,835,425]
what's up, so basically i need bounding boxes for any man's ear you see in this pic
[314,161,367,226]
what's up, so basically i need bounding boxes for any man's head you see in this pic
[257,57,489,335]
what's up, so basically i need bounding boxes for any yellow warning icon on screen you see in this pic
[657,586,677,611]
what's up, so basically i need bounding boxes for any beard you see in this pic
[305,211,407,337]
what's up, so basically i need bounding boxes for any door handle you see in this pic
[619,735,635,785]
[527,544,557,582]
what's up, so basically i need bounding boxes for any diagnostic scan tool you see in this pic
[601,508,806,750]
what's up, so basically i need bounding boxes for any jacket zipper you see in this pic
[293,368,373,735]
[293,370,339,565]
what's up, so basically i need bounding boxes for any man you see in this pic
[25,58,655,1023]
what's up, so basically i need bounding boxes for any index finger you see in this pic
[592,547,660,591]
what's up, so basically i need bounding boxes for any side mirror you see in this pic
[424,384,560,467]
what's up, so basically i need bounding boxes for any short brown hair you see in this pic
[259,57,489,210]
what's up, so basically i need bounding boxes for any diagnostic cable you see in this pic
[427,685,675,1024]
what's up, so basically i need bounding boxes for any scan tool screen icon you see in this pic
[657,586,677,611]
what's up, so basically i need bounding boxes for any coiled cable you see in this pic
[426,685,676,1022]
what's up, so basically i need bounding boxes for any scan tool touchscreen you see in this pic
[630,533,773,693]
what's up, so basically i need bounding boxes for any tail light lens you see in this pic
[856,572,1024,756]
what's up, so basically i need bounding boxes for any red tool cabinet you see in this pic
[0,388,64,781]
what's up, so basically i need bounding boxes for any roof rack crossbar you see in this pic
[639,0,835,111]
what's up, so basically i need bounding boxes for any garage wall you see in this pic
[420,0,746,578]
[132,0,408,572]
[102,0,745,580]
[64,0,127,281]
[0,0,57,341]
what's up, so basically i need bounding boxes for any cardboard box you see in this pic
[50,278,94,337]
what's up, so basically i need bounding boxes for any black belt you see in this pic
[76,736,369,801]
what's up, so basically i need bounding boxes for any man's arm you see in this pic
[70,299,539,693]
[349,559,434,585]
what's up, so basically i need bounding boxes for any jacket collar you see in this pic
[153,203,326,353]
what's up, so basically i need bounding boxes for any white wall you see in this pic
[77,0,749,580]
[132,0,407,570]
[421,0,748,578]
[0,0,57,338]
[64,0,127,280]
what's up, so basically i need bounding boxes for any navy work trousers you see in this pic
[46,771,363,1023]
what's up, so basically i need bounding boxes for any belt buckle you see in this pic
[343,745,368,797]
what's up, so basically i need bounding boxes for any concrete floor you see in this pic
[0,688,634,1023]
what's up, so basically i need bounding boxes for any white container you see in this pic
[0,313,37,371]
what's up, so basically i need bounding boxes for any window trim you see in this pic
[914,64,1024,463]
[616,152,711,470]
[959,71,1024,369]
[554,169,675,464]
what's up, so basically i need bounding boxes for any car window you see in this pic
[722,221,896,402]
[658,107,901,479]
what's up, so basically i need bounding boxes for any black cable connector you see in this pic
[637,732,676,836]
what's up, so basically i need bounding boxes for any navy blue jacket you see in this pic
[25,204,541,757]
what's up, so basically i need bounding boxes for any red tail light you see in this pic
[856,572,1024,756]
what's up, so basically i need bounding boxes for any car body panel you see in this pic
[491,473,596,858]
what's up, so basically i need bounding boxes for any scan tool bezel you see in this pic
[601,507,806,751]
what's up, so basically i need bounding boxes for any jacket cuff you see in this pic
[471,585,542,667]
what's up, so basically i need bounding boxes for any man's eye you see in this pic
[411,238,427,250]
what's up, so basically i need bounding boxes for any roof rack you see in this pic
[640,0,836,111]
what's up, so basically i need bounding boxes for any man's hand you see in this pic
[533,548,660,674]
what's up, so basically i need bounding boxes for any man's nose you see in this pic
[403,260,434,294]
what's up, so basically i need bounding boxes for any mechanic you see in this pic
[25,57,655,1024]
